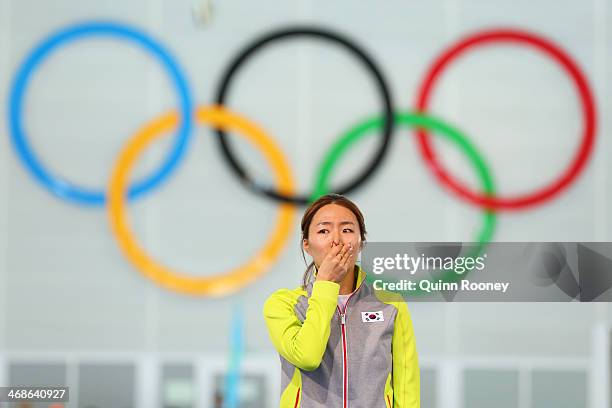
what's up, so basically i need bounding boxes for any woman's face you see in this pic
[303,203,362,268]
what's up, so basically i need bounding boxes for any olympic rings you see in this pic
[214,26,395,205]
[415,29,596,210]
[8,21,194,206]
[6,21,599,297]
[107,106,296,296]
[311,112,496,294]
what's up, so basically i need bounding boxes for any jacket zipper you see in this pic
[338,307,348,408]
[336,274,364,408]
[293,387,300,408]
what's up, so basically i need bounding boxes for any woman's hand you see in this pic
[315,243,354,283]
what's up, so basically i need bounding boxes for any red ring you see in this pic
[415,29,597,210]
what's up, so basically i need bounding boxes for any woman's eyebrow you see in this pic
[316,221,355,226]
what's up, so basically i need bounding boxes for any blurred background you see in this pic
[0,0,611,407]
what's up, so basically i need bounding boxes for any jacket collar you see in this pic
[311,264,366,292]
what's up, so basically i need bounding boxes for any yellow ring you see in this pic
[107,106,296,296]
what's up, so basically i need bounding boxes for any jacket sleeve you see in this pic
[392,301,420,408]
[263,280,339,371]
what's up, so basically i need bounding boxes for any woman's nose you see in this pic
[331,231,340,245]
[333,231,344,245]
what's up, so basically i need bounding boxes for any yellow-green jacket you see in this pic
[263,266,420,408]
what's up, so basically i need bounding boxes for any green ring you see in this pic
[310,112,497,297]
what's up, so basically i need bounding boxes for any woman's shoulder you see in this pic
[373,288,406,306]
[264,285,307,306]
[372,290,415,321]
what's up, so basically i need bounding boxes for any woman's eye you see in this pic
[316,228,353,233]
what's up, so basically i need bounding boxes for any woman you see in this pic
[263,194,420,408]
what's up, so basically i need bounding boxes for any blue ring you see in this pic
[8,21,194,206]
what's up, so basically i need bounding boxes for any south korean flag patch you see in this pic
[361,311,384,323]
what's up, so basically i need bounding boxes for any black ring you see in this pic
[214,26,395,205]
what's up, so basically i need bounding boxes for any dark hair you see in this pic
[300,194,367,289]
